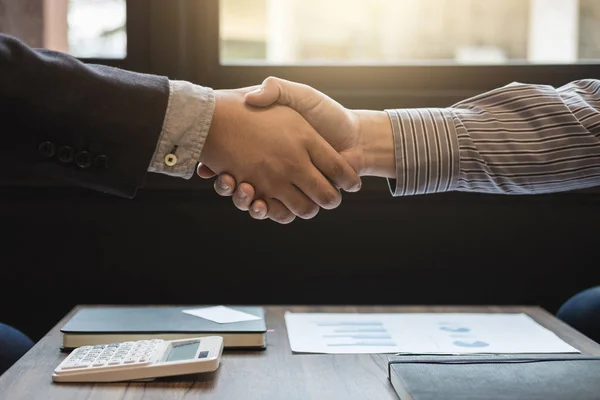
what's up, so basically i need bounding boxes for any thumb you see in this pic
[244,77,282,107]
[247,77,349,134]
[245,76,330,116]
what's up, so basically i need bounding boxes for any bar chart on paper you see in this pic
[283,312,580,355]
[284,313,400,354]
[318,321,395,347]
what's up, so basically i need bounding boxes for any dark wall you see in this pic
[1,172,599,341]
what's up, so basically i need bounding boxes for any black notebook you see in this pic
[60,306,267,350]
[388,354,600,400]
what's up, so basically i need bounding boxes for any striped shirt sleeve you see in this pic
[385,79,600,195]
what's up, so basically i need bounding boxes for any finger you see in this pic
[196,163,216,178]
[276,185,320,220]
[248,199,268,220]
[232,183,256,211]
[265,198,296,224]
[308,135,362,193]
[213,174,237,197]
[292,165,342,211]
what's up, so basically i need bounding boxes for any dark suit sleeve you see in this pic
[0,34,170,198]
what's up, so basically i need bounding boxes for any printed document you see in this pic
[284,312,579,354]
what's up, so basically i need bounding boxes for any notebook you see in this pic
[60,306,267,350]
[387,354,600,400]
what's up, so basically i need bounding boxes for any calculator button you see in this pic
[124,358,136,364]
[60,364,81,370]
[108,359,121,365]
[93,361,106,367]
[77,362,92,368]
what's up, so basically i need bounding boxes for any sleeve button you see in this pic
[93,155,110,170]
[38,141,56,158]
[57,146,74,163]
[164,154,178,167]
[75,151,93,169]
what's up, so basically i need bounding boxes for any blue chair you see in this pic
[557,286,600,344]
[0,323,34,376]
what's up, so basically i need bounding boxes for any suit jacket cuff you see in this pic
[148,80,215,179]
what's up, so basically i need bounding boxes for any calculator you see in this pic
[52,336,224,383]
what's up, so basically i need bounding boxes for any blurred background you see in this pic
[1,0,599,342]
[6,0,599,63]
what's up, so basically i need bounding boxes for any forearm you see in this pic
[383,79,600,196]
[0,34,220,197]
[0,34,170,198]
[451,80,600,194]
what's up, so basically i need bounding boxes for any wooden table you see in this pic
[2,305,599,400]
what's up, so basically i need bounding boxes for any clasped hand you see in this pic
[198,78,395,224]
[197,84,361,224]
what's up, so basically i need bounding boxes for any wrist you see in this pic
[199,90,230,164]
[354,110,396,178]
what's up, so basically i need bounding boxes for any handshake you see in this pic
[197,77,396,224]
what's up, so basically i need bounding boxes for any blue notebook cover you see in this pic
[61,306,267,350]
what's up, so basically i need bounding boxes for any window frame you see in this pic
[76,0,150,72]
[171,0,600,109]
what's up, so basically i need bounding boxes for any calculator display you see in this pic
[166,341,201,362]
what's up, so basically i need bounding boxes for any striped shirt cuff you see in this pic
[384,108,460,196]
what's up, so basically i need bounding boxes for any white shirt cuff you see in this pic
[148,80,215,179]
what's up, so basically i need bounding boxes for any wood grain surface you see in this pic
[1,305,599,400]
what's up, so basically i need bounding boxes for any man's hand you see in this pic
[198,77,394,220]
[198,88,361,224]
